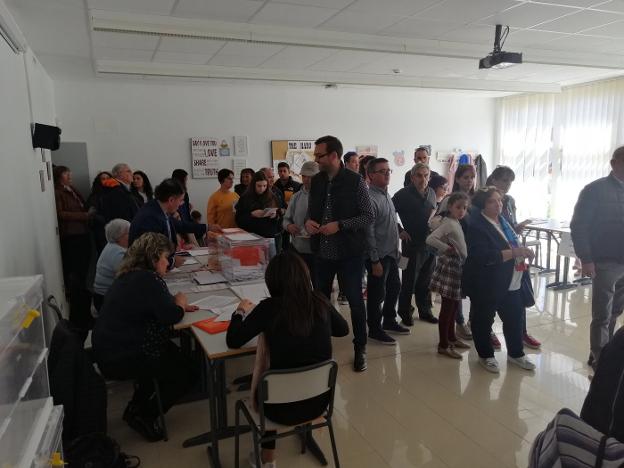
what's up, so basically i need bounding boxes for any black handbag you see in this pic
[520,271,535,308]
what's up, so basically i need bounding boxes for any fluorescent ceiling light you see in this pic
[0,0,26,53]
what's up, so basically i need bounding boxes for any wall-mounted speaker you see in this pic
[31,123,61,151]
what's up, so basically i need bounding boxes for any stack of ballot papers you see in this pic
[192,271,227,285]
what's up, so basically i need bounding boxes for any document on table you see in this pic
[183,258,199,265]
[188,248,212,257]
[230,283,270,304]
[212,306,235,322]
[226,232,260,242]
[190,295,238,311]
[193,271,227,285]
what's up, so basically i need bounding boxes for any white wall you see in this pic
[54,79,495,211]
[0,39,65,307]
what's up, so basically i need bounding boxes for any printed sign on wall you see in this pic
[190,137,220,178]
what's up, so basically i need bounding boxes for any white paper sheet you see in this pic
[183,258,199,265]
[222,228,243,234]
[193,271,227,285]
[227,233,260,242]
[230,283,270,304]
[188,249,212,257]
[190,295,238,310]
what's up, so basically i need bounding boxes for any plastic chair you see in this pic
[234,360,340,468]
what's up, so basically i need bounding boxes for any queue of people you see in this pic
[52,142,624,457]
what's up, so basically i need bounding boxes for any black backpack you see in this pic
[65,433,140,468]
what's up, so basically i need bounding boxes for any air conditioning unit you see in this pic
[0,0,26,53]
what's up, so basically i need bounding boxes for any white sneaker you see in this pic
[508,355,536,371]
[479,357,500,374]
[248,452,276,468]
[456,323,472,340]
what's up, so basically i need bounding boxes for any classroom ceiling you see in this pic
[6,0,624,93]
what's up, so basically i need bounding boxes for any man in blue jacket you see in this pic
[129,178,221,268]
[571,146,624,370]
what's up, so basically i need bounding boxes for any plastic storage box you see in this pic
[0,275,63,468]
[217,232,271,282]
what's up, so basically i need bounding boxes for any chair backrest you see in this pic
[257,360,338,428]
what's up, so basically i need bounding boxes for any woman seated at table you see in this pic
[92,232,198,442]
[235,171,282,248]
[226,251,349,468]
[92,218,130,312]
[462,187,536,374]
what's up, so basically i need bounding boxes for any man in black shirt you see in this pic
[100,163,141,222]
[274,162,302,206]
[403,147,440,187]
[393,163,439,326]
[306,135,374,372]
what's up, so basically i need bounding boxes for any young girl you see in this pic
[235,171,282,247]
[427,192,471,359]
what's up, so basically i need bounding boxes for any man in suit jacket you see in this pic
[100,163,141,222]
[129,178,221,268]
[403,147,440,187]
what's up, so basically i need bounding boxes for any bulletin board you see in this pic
[271,140,315,178]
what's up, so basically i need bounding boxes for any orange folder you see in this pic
[193,317,230,334]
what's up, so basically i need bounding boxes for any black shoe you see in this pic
[368,329,396,345]
[382,321,411,335]
[353,348,367,372]
[123,410,164,442]
[398,310,414,327]
[419,314,439,324]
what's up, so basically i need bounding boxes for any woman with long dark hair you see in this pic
[86,171,113,253]
[235,171,282,242]
[132,170,154,204]
[226,251,349,467]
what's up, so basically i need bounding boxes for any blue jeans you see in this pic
[316,256,367,349]
[366,256,401,331]
[470,289,525,359]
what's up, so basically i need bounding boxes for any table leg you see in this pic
[553,257,577,291]
[547,255,562,288]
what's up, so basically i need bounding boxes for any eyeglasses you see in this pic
[372,169,393,175]
[314,152,330,160]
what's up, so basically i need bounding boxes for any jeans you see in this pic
[317,256,367,349]
[397,247,430,315]
[591,262,624,364]
[366,256,401,331]
[470,289,525,359]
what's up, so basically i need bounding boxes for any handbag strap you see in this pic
[595,434,609,468]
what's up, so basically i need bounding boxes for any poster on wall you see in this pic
[232,158,248,178]
[271,140,315,178]
[190,137,220,178]
[356,145,378,158]
[234,136,248,157]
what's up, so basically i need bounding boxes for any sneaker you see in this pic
[368,329,396,345]
[508,355,536,371]
[337,293,348,305]
[479,357,500,374]
[438,346,462,359]
[353,348,367,372]
[523,333,541,349]
[398,310,414,327]
[456,323,473,340]
[490,332,502,350]
[419,313,439,324]
[382,321,411,335]
[450,340,470,349]
[249,451,276,468]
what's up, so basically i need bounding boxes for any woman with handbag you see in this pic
[462,186,536,374]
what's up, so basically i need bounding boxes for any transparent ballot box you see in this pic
[217,231,271,282]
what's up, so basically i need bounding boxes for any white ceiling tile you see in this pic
[479,2,580,29]
[87,0,177,15]
[438,25,497,45]
[535,9,620,33]
[93,47,154,61]
[548,0,610,6]
[91,31,160,50]
[269,0,353,9]
[258,46,337,69]
[307,50,389,72]
[414,0,518,24]
[173,0,263,22]
[581,19,624,36]
[250,3,339,28]
[318,10,407,33]
[505,29,569,47]
[378,18,463,39]
[158,37,226,54]
[345,0,441,17]
[152,51,215,64]
[539,33,614,51]
[216,42,286,58]
[590,0,624,13]
[208,54,272,67]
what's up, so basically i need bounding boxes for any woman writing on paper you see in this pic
[235,171,282,248]
[93,232,198,442]
[226,251,349,468]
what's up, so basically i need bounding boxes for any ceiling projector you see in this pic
[479,24,522,70]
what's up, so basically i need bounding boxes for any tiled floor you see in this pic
[107,273,610,468]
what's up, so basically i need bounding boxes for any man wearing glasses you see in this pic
[366,158,411,346]
[306,135,374,372]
